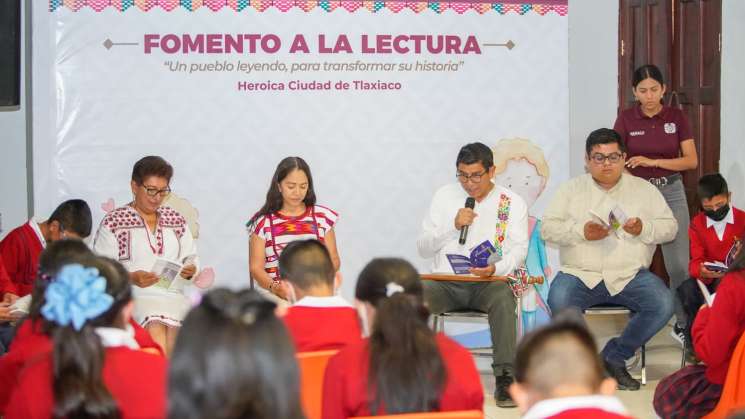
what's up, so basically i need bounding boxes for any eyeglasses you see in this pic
[590,152,624,164]
[141,185,171,198]
[456,170,488,184]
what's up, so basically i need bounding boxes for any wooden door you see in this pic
[672,0,721,215]
[619,0,721,283]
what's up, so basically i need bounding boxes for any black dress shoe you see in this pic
[494,371,517,408]
[603,359,640,391]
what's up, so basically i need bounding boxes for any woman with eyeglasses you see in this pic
[247,156,340,304]
[613,64,699,347]
[93,155,199,356]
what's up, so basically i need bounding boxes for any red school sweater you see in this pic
[5,346,167,419]
[282,305,362,352]
[322,333,484,419]
[692,270,745,384]
[689,207,745,282]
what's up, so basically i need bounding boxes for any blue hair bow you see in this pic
[41,264,114,331]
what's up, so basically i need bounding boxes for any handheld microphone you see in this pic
[459,197,476,245]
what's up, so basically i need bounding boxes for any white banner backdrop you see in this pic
[32,1,569,299]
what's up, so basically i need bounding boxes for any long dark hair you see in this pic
[168,289,304,419]
[247,157,317,229]
[46,256,133,419]
[355,258,446,415]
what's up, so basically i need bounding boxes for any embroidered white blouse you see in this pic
[93,205,199,327]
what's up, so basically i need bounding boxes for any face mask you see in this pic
[705,204,730,222]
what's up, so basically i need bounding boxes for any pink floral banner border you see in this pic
[49,0,568,15]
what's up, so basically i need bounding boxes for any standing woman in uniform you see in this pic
[613,64,698,344]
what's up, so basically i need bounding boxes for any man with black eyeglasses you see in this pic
[417,142,529,408]
[542,128,677,391]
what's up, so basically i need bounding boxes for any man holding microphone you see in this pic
[418,142,529,408]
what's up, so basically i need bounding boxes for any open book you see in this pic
[151,255,196,290]
[703,239,741,273]
[589,204,629,237]
[446,240,500,275]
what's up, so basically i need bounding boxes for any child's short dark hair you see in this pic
[697,173,729,201]
[514,312,604,396]
[278,239,335,290]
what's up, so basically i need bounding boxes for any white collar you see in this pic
[293,295,353,308]
[523,395,627,419]
[706,206,735,228]
[28,218,47,249]
[94,325,140,350]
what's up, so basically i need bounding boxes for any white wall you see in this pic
[568,0,618,176]
[0,1,28,239]
[721,0,745,209]
[2,1,743,236]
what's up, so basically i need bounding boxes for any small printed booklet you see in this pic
[697,279,716,306]
[151,255,195,290]
[151,258,183,289]
[589,203,629,236]
[703,240,741,273]
[446,240,498,275]
[703,261,728,273]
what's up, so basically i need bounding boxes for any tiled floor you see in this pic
[477,315,684,419]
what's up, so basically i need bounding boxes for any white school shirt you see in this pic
[417,182,529,276]
[523,395,628,419]
[706,206,735,241]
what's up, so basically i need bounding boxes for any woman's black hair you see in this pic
[247,157,317,229]
[47,255,133,419]
[632,64,665,88]
[168,289,304,419]
[355,258,446,415]
[131,155,173,185]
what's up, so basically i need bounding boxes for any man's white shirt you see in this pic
[417,182,529,276]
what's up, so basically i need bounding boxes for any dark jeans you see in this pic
[548,270,674,367]
[0,323,16,355]
[423,280,516,379]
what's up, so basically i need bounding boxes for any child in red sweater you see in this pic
[509,312,631,419]
[0,240,164,414]
[676,174,745,350]
[0,200,92,351]
[5,255,167,419]
[654,248,745,418]
[322,258,483,419]
[278,239,361,352]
